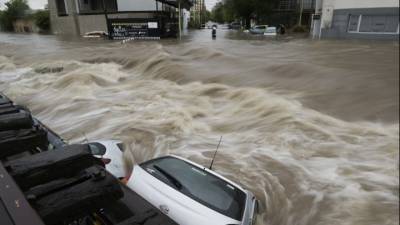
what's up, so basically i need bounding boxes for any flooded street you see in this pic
[0,30,399,225]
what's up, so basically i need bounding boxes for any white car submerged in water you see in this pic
[126,155,260,225]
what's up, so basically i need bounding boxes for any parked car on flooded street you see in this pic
[228,22,242,30]
[126,155,260,225]
[249,25,268,34]
[264,27,277,36]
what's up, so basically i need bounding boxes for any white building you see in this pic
[311,0,399,39]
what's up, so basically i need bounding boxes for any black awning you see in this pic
[157,0,194,10]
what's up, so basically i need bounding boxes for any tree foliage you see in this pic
[211,0,279,28]
[211,1,234,23]
[0,0,30,31]
[34,10,50,32]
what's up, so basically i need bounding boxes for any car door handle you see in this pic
[159,204,169,215]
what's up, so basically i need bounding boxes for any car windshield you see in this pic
[141,156,247,221]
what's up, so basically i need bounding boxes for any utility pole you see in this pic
[200,0,203,25]
[298,0,304,26]
[179,1,182,39]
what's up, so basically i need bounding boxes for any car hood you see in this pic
[127,166,242,225]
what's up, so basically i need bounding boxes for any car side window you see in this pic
[116,143,124,152]
[88,143,106,156]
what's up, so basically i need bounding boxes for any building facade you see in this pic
[48,0,193,38]
[189,0,205,27]
[270,0,316,27]
[311,0,399,39]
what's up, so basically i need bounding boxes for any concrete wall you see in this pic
[49,0,109,35]
[117,0,157,11]
[321,0,335,28]
[77,14,108,34]
[320,0,400,29]
[48,0,80,35]
[320,7,399,40]
[333,0,399,9]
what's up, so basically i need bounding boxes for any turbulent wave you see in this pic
[0,34,398,225]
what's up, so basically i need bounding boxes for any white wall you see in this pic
[333,0,399,9]
[320,0,335,28]
[117,0,157,11]
[319,0,399,29]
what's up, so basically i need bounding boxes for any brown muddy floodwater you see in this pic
[0,30,399,225]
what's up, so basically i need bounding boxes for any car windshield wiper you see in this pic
[153,165,183,190]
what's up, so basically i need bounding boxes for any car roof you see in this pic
[166,155,247,193]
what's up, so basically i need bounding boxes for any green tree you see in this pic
[211,2,225,23]
[204,10,212,22]
[228,0,254,28]
[211,1,235,23]
[212,0,278,27]
[34,10,50,32]
[253,0,277,23]
[0,0,30,31]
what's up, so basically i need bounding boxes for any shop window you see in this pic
[78,0,117,14]
[348,15,359,32]
[348,15,399,34]
[385,16,399,33]
[104,0,117,12]
[56,0,67,16]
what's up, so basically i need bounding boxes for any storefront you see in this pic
[49,0,193,38]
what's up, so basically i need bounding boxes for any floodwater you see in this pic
[0,30,399,225]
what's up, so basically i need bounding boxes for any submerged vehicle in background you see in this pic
[88,140,125,179]
[126,155,260,225]
[228,22,242,30]
[83,31,108,38]
[264,27,277,36]
[249,25,268,35]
